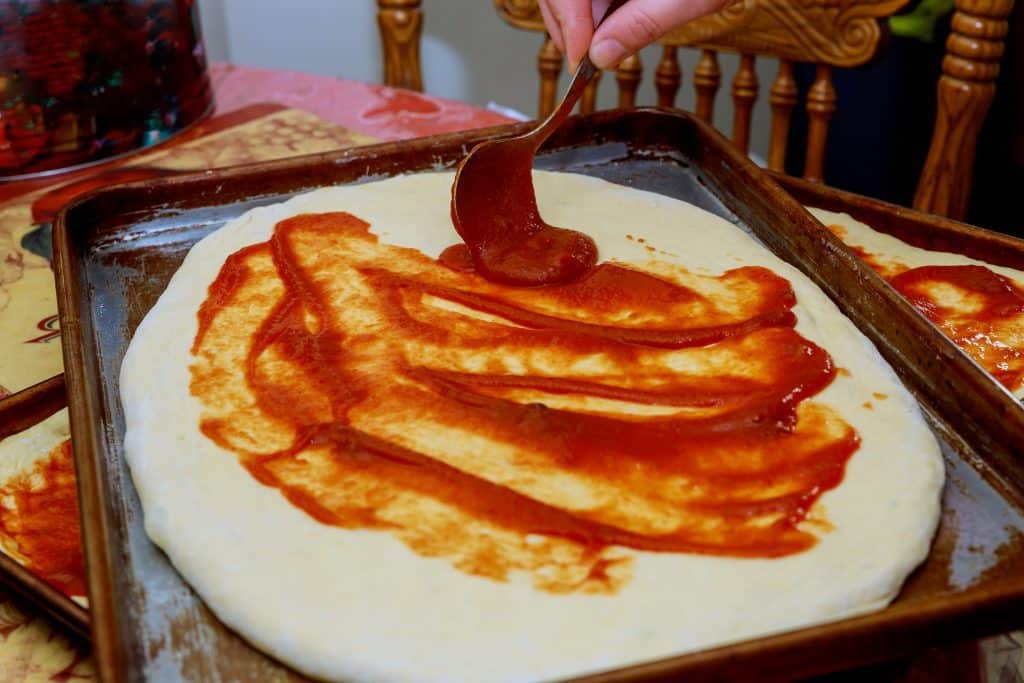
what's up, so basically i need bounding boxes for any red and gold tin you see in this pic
[0,0,213,179]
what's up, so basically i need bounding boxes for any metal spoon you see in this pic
[450,0,627,287]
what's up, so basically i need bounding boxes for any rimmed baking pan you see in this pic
[774,172,1024,273]
[0,374,90,638]
[53,108,1024,682]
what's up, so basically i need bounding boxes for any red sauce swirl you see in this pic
[191,212,858,593]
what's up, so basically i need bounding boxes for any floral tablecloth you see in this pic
[0,62,1017,682]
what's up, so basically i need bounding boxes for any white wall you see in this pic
[196,0,773,160]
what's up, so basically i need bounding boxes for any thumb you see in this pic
[590,0,730,69]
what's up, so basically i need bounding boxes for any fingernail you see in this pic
[590,39,625,70]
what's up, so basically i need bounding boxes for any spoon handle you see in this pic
[534,0,631,137]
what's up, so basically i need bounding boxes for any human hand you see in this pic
[538,0,732,70]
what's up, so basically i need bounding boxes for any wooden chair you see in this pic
[376,0,1016,221]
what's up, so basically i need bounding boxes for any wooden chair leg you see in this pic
[538,35,564,119]
[377,0,423,91]
[768,60,797,172]
[804,65,837,183]
[617,54,643,109]
[655,46,681,108]
[693,49,721,124]
[581,70,602,114]
[731,54,759,154]
[913,0,1015,219]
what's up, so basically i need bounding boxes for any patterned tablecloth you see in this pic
[0,62,510,398]
[0,62,1016,682]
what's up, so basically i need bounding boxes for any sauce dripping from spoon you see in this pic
[449,1,628,286]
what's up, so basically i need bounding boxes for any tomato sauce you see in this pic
[191,212,859,592]
[890,265,1024,390]
[0,440,85,598]
[826,224,1024,393]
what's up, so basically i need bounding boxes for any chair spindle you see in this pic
[655,46,681,108]
[616,53,643,109]
[804,64,837,183]
[731,53,759,153]
[693,49,721,123]
[768,60,797,172]
[377,0,423,91]
[581,69,602,114]
[538,35,563,118]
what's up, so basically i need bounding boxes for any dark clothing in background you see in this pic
[785,35,945,209]
[783,3,1023,238]
[969,2,1024,237]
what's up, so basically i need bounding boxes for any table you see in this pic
[0,63,509,397]
[0,62,1017,682]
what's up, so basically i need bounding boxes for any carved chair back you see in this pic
[377,0,1016,220]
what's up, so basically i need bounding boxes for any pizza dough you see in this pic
[812,208,1024,398]
[121,172,943,683]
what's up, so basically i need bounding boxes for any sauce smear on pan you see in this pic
[0,440,86,598]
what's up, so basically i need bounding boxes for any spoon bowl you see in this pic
[450,0,626,287]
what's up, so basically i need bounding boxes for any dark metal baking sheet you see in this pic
[53,109,1024,682]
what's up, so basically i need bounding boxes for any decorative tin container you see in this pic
[0,0,212,179]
